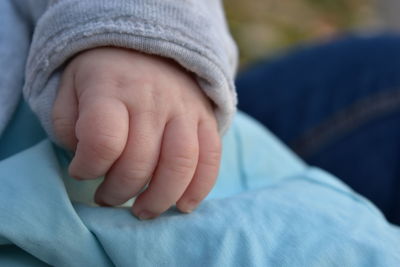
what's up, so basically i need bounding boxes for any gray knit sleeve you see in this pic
[23,0,238,140]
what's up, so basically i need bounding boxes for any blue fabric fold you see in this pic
[0,102,399,266]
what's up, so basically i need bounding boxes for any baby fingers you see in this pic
[95,109,163,206]
[52,67,78,150]
[68,97,129,180]
[132,114,199,220]
[176,119,221,213]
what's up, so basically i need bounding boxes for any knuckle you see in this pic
[164,151,197,175]
[204,138,222,163]
[140,90,159,110]
[87,133,122,161]
[115,173,145,190]
[132,105,159,122]
[117,164,152,184]
[53,116,74,133]
[131,84,164,112]
[53,117,75,146]
[93,74,131,94]
[53,114,74,130]
[105,74,139,91]
[103,73,153,91]
[200,148,221,168]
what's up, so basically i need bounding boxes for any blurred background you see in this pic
[224,0,399,67]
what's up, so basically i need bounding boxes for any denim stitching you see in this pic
[292,89,400,157]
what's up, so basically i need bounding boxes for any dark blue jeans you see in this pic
[236,35,400,224]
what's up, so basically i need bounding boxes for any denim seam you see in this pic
[292,88,400,157]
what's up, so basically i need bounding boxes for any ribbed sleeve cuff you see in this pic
[23,0,238,140]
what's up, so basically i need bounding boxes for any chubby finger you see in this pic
[132,115,199,219]
[176,120,221,213]
[52,68,78,150]
[69,97,129,180]
[95,109,164,206]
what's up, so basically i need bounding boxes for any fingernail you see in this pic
[180,200,198,213]
[69,171,84,181]
[95,191,122,207]
[68,166,84,181]
[137,210,157,220]
[94,189,107,206]
[95,197,111,207]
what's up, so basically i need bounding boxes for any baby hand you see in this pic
[53,48,221,219]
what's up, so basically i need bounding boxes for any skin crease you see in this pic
[52,47,222,220]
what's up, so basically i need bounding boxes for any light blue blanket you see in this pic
[0,101,399,266]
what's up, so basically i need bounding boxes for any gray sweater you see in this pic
[0,0,238,140]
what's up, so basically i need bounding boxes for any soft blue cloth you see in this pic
[1,102,399,266]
